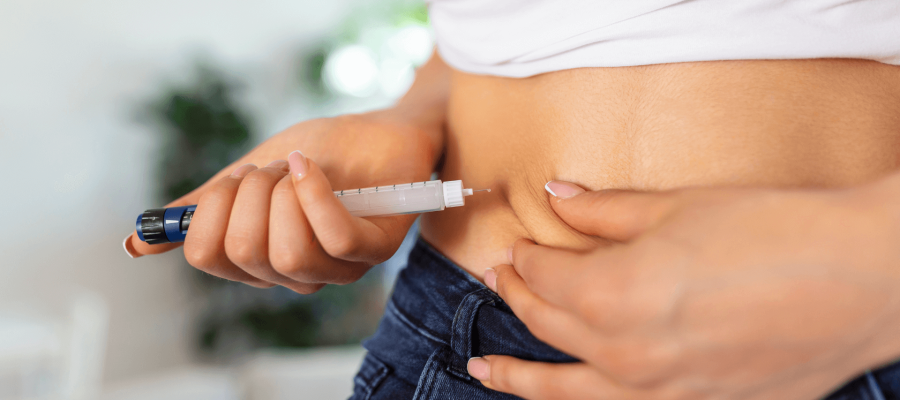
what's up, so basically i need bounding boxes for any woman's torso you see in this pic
[420,59,900,278]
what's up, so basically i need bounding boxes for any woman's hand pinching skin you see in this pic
[469,179,900,400]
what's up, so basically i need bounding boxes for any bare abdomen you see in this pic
[421,59,900,279]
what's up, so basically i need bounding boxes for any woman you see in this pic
[125,1,900,399]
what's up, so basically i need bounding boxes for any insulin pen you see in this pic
[136,180,490,244]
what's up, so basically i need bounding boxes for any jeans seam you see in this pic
[412,347,446,400]
[865,371,886,400]
[449,289,496,377]
[353,355,390,400]
[385,300,449,346]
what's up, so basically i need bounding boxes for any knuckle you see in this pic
[601,342,678,388]
[269,250,314,282]
[224,238,260,267]
[290,283,326,295]
[184,245,219,272]
[576,289,619,327]
[269,250,301,275]
[321,233,361,259]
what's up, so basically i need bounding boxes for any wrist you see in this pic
[366,106,445,163]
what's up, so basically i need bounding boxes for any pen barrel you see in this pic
[337,180,445,217]
[136,180,469,243]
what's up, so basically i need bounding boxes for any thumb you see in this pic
[544,180,677,241]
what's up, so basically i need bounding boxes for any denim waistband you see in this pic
[385,237,495,346]
[385,238,577,361]
[360,238,900,400]
[358,238,576,399]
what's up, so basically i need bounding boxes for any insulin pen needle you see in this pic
[136,180,493,245]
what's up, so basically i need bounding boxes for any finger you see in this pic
[489,264,604,362]
[182,165,274,288]
[508,239,600,309]
[125,162,260,258]
[224,160,304,287]
[268,174,358,289]
[511,239,651,328]
[545,181,679,241]
[288,150,412,263]
[469,356,631,400]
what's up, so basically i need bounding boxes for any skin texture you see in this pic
[467,177,900,400]
[421,58,900,278]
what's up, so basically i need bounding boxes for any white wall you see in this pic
[0,0,369,383]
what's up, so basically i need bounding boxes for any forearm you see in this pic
[375,50,451,161]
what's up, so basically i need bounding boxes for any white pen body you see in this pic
[336,180,446,217]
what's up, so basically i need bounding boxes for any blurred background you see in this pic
[0,0,432,398]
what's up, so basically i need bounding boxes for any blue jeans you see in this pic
[351,238,900,400]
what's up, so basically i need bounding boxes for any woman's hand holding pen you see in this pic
[123,53,449,293]
[470,178,900,400]
[123,111,439,293]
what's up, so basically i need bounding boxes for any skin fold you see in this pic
[124,54,900,398]
[422,58,900,279]
[467,177,900,400]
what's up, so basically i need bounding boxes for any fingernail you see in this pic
[288,150,308,180]
[231,163,257,177]
[265,159,288,169]
[123,235,139,259]
[545,180,585,199]
[484,268,497,291]
[467,357,491,381]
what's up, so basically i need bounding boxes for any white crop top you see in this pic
[428,0,900,78]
